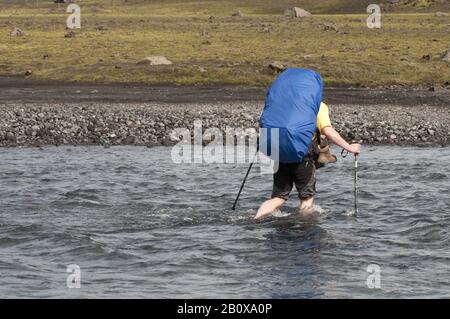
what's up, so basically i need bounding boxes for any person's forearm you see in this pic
[323,127,352,151]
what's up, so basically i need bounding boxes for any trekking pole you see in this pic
[341,146,359,216]
[232,145,259,211]
[354,153,358,216]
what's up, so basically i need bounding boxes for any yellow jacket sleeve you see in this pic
[317,102,332,134]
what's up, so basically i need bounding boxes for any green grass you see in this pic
[0,0,449,86]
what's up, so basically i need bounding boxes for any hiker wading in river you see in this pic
[255,68,361,219]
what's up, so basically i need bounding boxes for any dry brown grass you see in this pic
[0,0,449,86]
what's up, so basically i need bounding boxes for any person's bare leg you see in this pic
[299,197,315,216]
[255,198,285,219]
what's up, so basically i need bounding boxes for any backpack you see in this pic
[259,68,323,163]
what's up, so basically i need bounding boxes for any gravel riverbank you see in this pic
[0,102,448,147]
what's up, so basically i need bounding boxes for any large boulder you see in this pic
[10,27,27,36]
[64,31,76,38]
[232,10,243,17]
[284,7,312,18]
[268,61,287,73]
[137,56,173,66]
[442,49,450,62]
[323,23,339,32]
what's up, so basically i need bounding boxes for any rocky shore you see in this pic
[0,101,448,147]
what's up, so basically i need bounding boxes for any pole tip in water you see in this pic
[342,210,357,217]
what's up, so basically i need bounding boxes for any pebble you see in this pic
[6,132,15,142]
[0,102,448,147]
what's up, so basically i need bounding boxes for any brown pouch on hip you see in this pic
[315,132,337,169]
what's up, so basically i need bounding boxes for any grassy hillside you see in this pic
[2,0,450,14]
[0,0,449,86]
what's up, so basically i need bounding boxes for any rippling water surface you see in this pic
[0,146,449,298]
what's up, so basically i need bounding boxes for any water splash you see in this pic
[272,205,325,218]
[272,209,291,218]
[313,204,325,215]
[342,210,357,217]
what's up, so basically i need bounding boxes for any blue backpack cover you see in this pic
[259,68,323,163]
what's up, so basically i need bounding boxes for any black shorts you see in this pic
[271,157,316,201]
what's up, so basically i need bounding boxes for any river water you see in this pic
[0,145,448,298]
